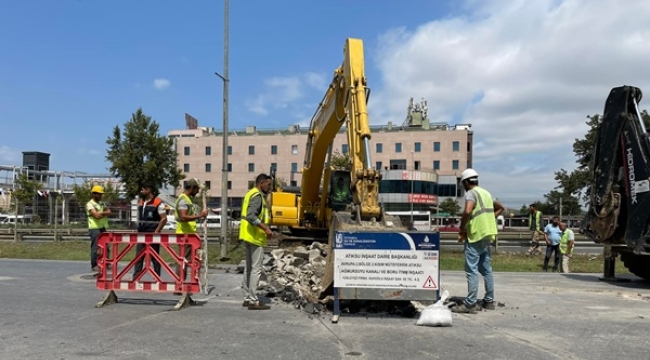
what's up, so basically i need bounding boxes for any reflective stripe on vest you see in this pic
[174,193,197,234]
[529,210,542,231]
[239,188,270,247]
[560,229,574,255]
[86,200,108,230]
[466,186,498,243]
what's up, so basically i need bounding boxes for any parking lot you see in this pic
[1,259,649,360]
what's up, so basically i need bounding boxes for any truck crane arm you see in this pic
[581,85,650,281]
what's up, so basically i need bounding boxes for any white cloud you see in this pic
[246,72,328,117]
[152,78,171,90]
[370,0,650,202]
[0,146,20,164]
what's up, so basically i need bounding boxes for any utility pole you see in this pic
[215,0,230,260]
[410,151,415,224]
[559,196,563,220]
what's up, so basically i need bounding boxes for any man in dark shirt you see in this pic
[133,184,167,279]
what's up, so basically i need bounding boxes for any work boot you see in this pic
[481,300,496,310]
[248,301,270,310]
[242,299,251,307]
[451,302,478,314]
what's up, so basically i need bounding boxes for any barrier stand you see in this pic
[329,230,441,324]
[94,232,203,311]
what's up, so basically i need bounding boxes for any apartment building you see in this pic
[168,101,473,211]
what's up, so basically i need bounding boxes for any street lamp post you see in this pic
[410,151,414,224]
[214,0,230,261]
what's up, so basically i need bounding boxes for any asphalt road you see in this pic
[1,259,649,360]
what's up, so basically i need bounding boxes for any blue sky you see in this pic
[2,0,649,203]
[0,0,454,172]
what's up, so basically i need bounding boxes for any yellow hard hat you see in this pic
[91,185,105,194]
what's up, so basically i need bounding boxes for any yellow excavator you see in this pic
[268,38,404,239]
[267,38,407,295]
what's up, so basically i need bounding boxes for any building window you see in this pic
[414,142,421,152]
[467,141,471,152]
[227,181,232,190]
[452,160,459,169]
[271,145,277,155]
[395,143,402,153]
[249,145,255,155]
[183,180,188,188]
[248,163,255,172]
[389,159,406,170]
[291,162,298,172]
[205,181,211,189]
[271,162,277,171]
[183,164,190,172]
[290,180,297,187]
[205,163,211,172]
[453,141,460,152]
[376,161,382,170]
[414,161,420,170]
[433,142,440,152]
[467,160,471,169]
[291,145,298,155]
[227,163,232,172]
[376,143,383,153]
[184,146,190,156]
[227,146,232,155]
[342,144,348,154]
[433,161,440,170]
[205,146,211,156]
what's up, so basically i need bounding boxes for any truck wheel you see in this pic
[620,252,650,281]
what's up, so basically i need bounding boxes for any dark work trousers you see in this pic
[133,243,162,277]
[89,227,108,269]
[544,244,561,271]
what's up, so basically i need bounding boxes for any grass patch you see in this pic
[0,241,245,265]
[439,249,630,274]
[0,241,628,274]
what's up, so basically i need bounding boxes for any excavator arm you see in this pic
[582,85,650,254]
[299,38,382,228]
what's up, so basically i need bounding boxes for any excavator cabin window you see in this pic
[329,171,352,211]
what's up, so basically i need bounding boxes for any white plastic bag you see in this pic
[416,290,453,327]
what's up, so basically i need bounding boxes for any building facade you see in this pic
[168,100,473,211]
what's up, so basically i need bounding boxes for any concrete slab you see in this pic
[0,259,649,360]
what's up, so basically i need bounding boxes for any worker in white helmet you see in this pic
[452,168,505,314]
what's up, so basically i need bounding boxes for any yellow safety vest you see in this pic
[529,210,542,232]
[466,186,498,243]
[560,229,574,255]
[86,199,109,230]
[174,193,197,234]
[239,188,270,247]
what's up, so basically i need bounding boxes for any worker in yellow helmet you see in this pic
[86,185,112,272]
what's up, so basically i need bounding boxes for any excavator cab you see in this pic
[328,170,353,212]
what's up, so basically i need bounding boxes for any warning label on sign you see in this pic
[422,275,437,289]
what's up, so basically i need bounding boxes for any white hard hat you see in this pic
[460,168,479,182]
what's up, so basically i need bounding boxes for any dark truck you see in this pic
[581,85,650,281]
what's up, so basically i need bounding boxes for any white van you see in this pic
[496,215,505,231]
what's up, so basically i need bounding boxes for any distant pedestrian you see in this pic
[559,220,574,273]
[86,185,111,272]
[452,169,504,314]
[240,173,274,310]
[133,183,168,280]
[173,178,209,292]
[526,204,544,256]
[543,216,562,272]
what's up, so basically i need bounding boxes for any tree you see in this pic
[106,108,184,199]
[10,174,40,215]
[439,197,461,215]
[73,181,119,207]
[555,110,650,201]
[330,150,351,170]
[542,190,583,216]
